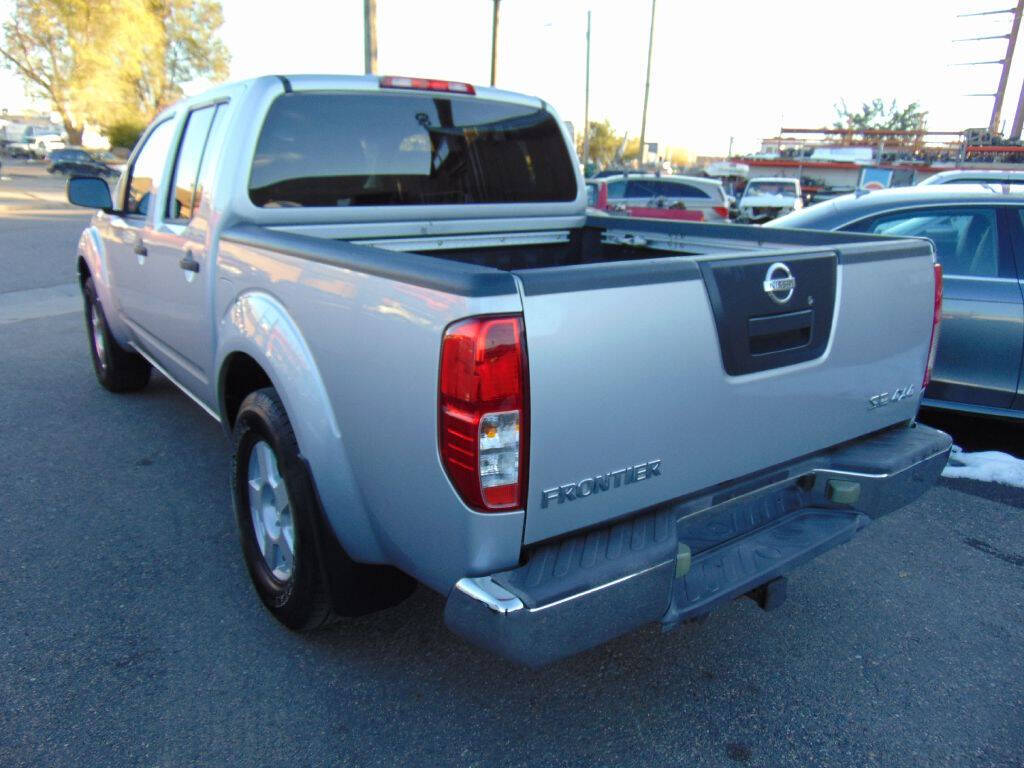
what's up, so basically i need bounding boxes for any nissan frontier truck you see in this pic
[66,75,950,666]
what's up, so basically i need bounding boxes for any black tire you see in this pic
[232,388,415,630]
[82,277,151,392]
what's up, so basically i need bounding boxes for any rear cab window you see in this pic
[248,92,577,207]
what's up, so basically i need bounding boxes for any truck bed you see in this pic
[403,216,901,272]
[222,216,936,545]
[254,215,904,271]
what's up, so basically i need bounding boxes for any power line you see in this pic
[954,1,1024,133]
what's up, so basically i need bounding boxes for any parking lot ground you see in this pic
[1,160,93,293]
[1,164,1022,767]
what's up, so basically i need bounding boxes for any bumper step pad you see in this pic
[444,424,950,666]
[663,508,867,627]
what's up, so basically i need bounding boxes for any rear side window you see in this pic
[656,180,711,199]
[853,207,1001,277]
[605,180,626,198]
[249,92,577,207]
[625,180,658,198]
[167,105,218,221]
[125,119,176,216]
[193,105,230,218]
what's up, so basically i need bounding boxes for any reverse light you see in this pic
[380,76,475,95]
[923,262,943,387]
[439,316,527,511]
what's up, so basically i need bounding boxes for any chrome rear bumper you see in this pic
[444,423,952,667]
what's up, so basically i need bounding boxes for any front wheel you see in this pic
[82,277,151,392]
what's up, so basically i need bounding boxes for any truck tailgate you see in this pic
[514,239,936,544]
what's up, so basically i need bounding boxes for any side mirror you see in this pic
[67,175,113,211]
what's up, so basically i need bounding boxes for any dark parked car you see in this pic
[47,148,117,178]
[768,185,1024,420]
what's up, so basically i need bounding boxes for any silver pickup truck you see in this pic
[67,74,951,666]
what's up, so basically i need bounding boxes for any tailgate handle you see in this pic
[748,309,813,355]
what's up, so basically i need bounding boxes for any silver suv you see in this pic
[919,169,1024,186]
[599,173,730,222]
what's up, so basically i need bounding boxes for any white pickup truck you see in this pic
[67,75,951,666]
[738,177,803,223]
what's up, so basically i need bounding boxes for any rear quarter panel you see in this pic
[214,238,527,593]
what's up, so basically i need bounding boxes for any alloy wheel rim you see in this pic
[90,304,107,371]
[247,440,295,581]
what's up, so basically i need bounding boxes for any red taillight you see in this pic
[923,262,943,387]
[380,76,475,95]
[712,206,730,219]
[439,316,527,511]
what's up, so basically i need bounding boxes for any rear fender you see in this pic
[217,290,385,563]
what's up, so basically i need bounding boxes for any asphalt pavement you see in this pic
[1,160,1022,768]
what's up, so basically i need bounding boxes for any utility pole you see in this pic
[582,10,592,168]
[490,0,501,86]
[638,0,656,168]
[727,136,734,158]
[363,0,377,75]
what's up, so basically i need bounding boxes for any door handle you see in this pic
[133,241,148,257]
[179,251,200,273]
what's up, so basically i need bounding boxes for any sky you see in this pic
[4,0,1024,156]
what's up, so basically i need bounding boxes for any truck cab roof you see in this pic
[137,74,588,238]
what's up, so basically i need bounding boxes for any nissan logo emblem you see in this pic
[763,262,796,304]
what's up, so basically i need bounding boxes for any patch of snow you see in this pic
[942,445,1024,489]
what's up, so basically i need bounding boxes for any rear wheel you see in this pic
[233,388,333,630]
[232,387,415,631]
[82,277,151,392]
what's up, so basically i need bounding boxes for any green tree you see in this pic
[833,98,928,134]
[134,0,230,114]
[0,0,229,145]
[577,119,691,168]
[577,119,624,166]
[104,119,148,150]
[0,0,158,143]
